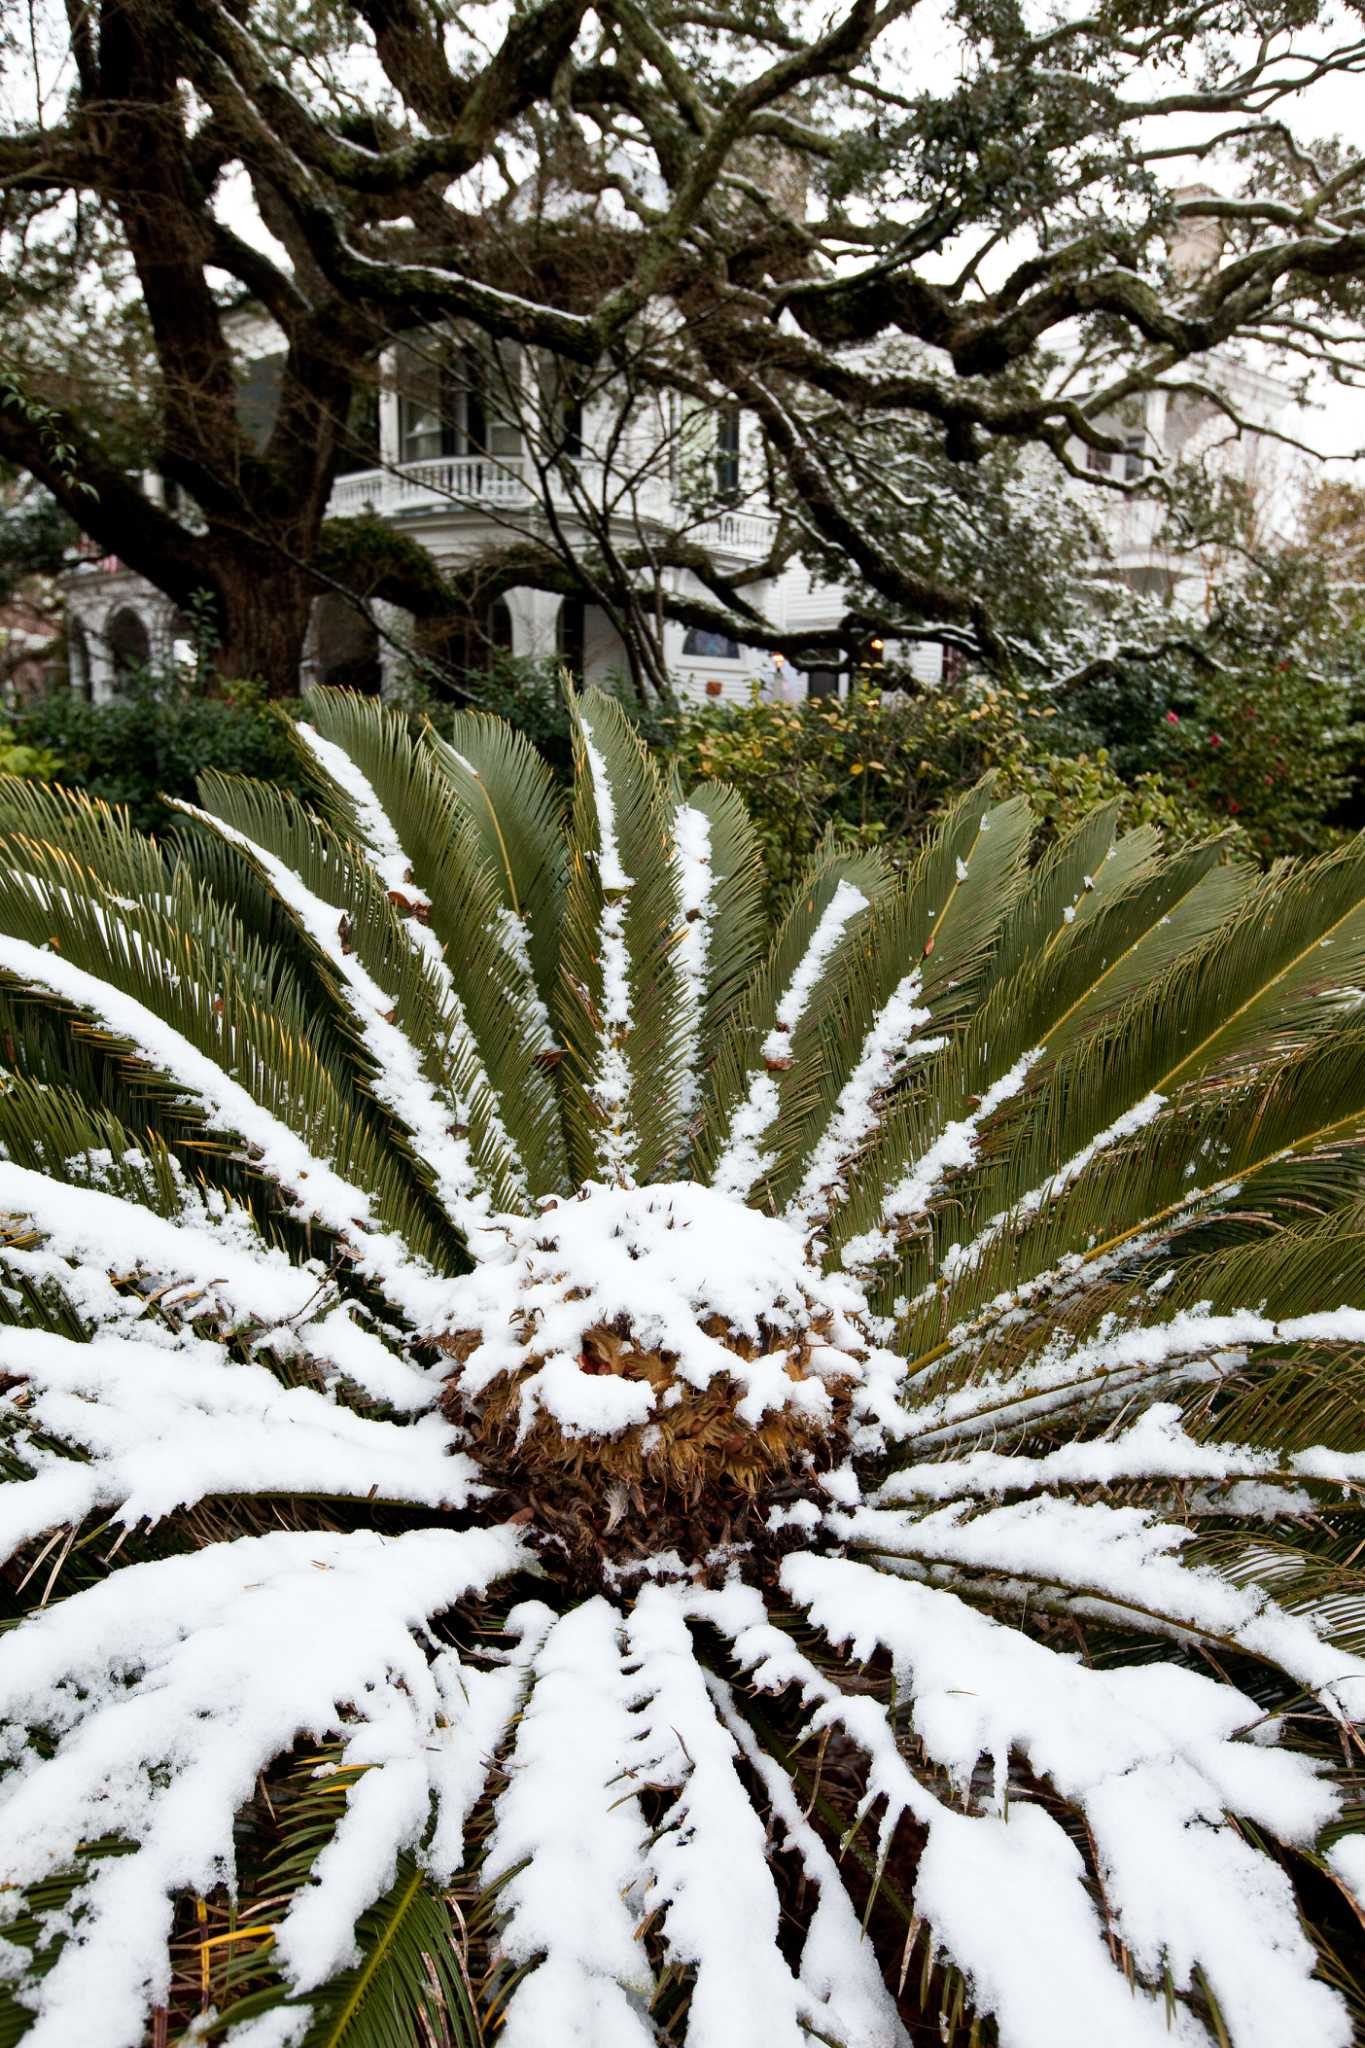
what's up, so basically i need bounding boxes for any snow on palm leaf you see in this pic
[0,692,1363,2048]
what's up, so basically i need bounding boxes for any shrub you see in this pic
[10,666,308,836]
[667,681,1213,898]
[0,688,1363,2046]
[0,723,58,779]
[1137,656,1360,856]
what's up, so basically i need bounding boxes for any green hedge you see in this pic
[11,670,307,836]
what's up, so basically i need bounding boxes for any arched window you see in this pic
[106,607,152,684]
[683,626,740,660]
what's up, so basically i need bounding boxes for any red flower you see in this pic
[1209,733,1222,747]
[1165,710,1179,724]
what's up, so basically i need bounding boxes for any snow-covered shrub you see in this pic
[0,687,1363,2048]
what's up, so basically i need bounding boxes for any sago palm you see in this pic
[1,686,1363,2048]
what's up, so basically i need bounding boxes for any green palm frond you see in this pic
[430,707,567,1011]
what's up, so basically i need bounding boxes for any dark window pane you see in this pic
[684,627,740,659]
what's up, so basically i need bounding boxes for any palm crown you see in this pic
[1,686,1363,2048]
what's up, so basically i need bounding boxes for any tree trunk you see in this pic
[210,557,317,696]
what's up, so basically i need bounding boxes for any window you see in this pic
[715,407,741,496]
[335,385,381,476]
[398,336,455,462]
[538,357,585,460]
[1122,432,1147,482]
[397,335,521,465]
[106,607,151,684]
[1085,442,1113,475]
[804,668,840,700]
[683,626,740,660]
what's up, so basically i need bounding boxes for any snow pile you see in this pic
[781,1555,1353,2048]
[0,1323,472,1565]
[452,1180,869,1437]
[0,1526,526,2048]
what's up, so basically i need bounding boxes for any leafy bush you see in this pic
[10,666,308,835]
[1055,553,1365,858]
[666,680,1211,898]
[0,723,58,779]
[0,688,1363,2047]
[1126,656,1358,856]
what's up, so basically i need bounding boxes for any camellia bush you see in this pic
[2,688,1365,2047]
[670,681,1204,899]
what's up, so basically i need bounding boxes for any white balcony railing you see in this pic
[328,460,776,560]
[330,455,531,517]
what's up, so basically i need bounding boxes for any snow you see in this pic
[762,877,867,1062]
[708,1676,908,2048]
[492,902,555,1049]
[450,1180,867,1438]
[0,1156,321,1329]
[424,1602,553,1882]
[0,1323,472,1565]
[903,1304,1365,1453]
[0,1158,435,1411]
[940,1091,1168,1283]
[623,1585,810,2048]
[219,2014,313,2048]
[874,1402,1365,1502]
[785,970,942,1236]
[580,726,641,1183]
[0,935,464,1336]
[175,799,527,1225]
[582,730,630,896]
[486,1599,655,2045]
[784,1555,1352,2048]
[0,1526,526,2048]
[833,1493,1365,1715]
[841,1048,1041,1274]
[670,802,715,1135]
[708,1072,780,1201]
[712,878,869,1199]
[294,723,429,905]
[1329,1833,1365,1909]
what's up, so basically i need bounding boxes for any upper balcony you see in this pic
[327,457,776,563]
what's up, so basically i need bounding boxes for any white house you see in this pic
[59,243,1302,705]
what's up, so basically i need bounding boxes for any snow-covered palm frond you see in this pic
[1,686,1364,2048]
